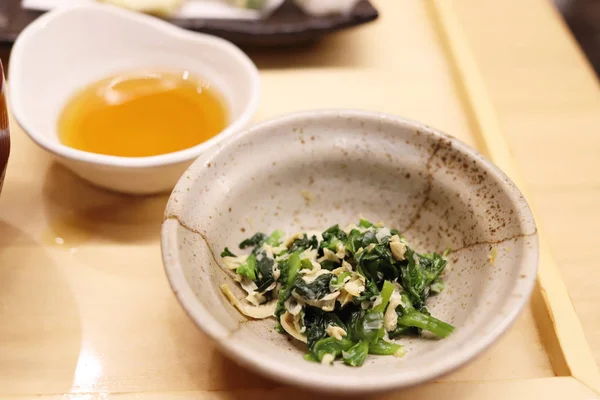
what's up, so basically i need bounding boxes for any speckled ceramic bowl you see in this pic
[161,110,538,393]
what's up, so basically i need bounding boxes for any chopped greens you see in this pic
[219,219,453,366]
[239,232,267,249]
[294,274,334,300]
[236,253,257,280]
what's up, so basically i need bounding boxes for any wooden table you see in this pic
[1,1,599,398]
[449,0,600,366]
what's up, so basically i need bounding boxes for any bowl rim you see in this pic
[161,109,539,393]
[8,3,260,169]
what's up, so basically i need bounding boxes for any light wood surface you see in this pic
[430,0,600,392]
[0,378,597,400]
[443,0,600,371]
[0,0,598,398]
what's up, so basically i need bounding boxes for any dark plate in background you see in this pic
[0,0,378,47]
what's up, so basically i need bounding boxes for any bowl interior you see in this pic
[10,5,256,145]
[162,110,538,391]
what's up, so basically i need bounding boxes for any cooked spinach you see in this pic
[304,307,346,350]
[279,253,300,286]
[342,340,369,366]
[220,219,453,367]
[354,279,379,303]
[239,232,267,249]
[288,234,318,253]
[359,218,374,228]
[320,260,340,270]
[400,248,448,309]
[396,292,454,338]
[294,274,333,301]
[311,337,354,363]
[266,230,284,246]
[236,253,257,281]
[368,340,404,356]
[220,247,236,258]
[372,280,394,313]
[254,251,275,292]
[356,242,397,283]
[320,224,347,251]
[344,228,363,254]
[347,309,385,344]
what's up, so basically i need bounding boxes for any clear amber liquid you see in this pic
[58,70,228,157]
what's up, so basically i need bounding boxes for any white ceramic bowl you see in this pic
[161,110,539,393]
[9,4,259,194]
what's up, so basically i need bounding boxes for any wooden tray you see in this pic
[0,1,598,399]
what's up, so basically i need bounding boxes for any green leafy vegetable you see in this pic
[239,232,267,249]
[300,258,313,270]
[236,253,257,280]
[389,325,413,338]
[430,278,445,294]
[320,260,340,270]
[356,242,397,283]
[294,274,334,301]
[347,309,384,344]
[369,340,404,356]
[220,247,236,258]
[330,271,351,291]
[420,252,448,279]
[344,228,363,254]
[220,219,454,367]
[342,340,369,366]
[288,234,319,253]
[313,337,355,362]
[396,293,454,338]
[359,218,374,228]
[254,251,275,292]
[354,279,379,303]
[304,307,346,349]
[286,253,301,286]
[359,230,378,248]
[279,253,300,286]
[321,224,347,252]
[372,280,394,313]
[266,230,284,246]
[399,248,449,310]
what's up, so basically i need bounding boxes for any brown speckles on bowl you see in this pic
[161,110,538,394]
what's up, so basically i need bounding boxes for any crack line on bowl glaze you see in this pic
[165,165,537,340]
[165,214,254,334]
[402,135,537,257]
[402,137,445,233]
[165,214,216,256]
[445,228,538,254]
[166,214,245,285]
[166,213,244,278]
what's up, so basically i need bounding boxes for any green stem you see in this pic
[373,280,394,313]
[368,340,403,356]
[342,340,369,367]
[397,312,455,338]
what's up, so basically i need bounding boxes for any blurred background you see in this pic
[553,0,600,75]
[0,0,599,75]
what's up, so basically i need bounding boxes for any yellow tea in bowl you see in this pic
[58,70,228,157]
